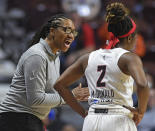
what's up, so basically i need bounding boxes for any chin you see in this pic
[62,48,69,52]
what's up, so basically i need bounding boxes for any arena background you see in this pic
[0,0,154,131]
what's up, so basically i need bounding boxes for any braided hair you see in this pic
[30,14,70,45]
[106,3,135,39]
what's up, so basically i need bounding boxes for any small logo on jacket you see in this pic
[30,70,38,80]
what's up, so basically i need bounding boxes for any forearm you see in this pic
[137,85,149,113]
[43,93,65,107]
[27,92,65,108]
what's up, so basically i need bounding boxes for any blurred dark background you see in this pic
[0,0,154,131]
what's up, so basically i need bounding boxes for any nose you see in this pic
[67,33,74,40]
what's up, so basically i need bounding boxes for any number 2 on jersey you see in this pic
[97,65,106,87]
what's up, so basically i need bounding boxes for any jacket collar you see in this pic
[39,38,60,58]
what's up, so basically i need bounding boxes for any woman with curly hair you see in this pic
[53,3,149,131]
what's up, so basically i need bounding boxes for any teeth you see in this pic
[65,41,70,45]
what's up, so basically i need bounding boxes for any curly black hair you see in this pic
[106,2,134,38]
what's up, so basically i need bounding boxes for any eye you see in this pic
[65,28,72,33]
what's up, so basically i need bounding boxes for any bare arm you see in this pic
[54,54,89,117]
[118,52,149,125]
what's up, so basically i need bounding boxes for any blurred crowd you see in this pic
[0,0,154,131]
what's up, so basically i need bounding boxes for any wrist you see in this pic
[81,110,88,118]
[84,110,88,117]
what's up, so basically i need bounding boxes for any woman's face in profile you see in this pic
[53,19,77,52]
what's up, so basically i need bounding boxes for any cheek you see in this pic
[132,39,137,48]
[130,38,136,46]
[55,34,64,45]
[56,33,63,41]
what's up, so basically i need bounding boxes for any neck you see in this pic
[45,37,58,54]
[118,44,128,50]
[117,40,131,51]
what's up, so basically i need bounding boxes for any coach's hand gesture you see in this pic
[123,105,144,126]
[72,83,89,102]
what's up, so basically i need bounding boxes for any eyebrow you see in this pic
[61,26,76,30]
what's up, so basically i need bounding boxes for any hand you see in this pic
[123,105,144,126]
[72,83,89,102]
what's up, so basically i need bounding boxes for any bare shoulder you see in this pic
[120,52,142,64]
[118,52,142,75]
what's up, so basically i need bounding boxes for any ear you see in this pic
[48,27,55,40]
[50,27,55,34]
[127,34,133,43]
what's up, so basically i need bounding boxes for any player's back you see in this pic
[85,48,134,109]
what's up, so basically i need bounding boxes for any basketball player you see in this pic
[53,3,149,131]
[0,14,89,131]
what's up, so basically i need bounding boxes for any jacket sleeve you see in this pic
[24,55,64,108]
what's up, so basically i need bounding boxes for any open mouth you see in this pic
[64,40,71,48]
